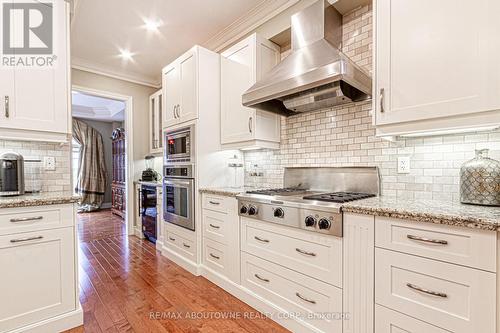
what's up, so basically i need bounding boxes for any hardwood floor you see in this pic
[67,210,290,333]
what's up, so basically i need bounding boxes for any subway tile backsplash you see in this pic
[243,4,500,202]
[0,140,71,193]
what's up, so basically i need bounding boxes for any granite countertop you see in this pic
[342,197,500,231]
[0,191,81,209]
[199,187,247,197]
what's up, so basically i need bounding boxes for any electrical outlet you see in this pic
[397,156,411,174]
[44,156,56,171]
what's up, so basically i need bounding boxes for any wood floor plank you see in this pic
[64,209,290,333]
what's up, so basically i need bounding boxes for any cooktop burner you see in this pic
[246,188,308,196]
[302,192,376,203]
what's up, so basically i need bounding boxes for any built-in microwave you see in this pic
[164,126,193,164]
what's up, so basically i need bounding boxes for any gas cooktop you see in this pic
[303,192,376,203]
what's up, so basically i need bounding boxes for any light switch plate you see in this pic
[397,156,410,174]
[44,156,56,171]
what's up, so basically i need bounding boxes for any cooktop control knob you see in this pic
[240,205,248,214]
[318,218,331,230]
[304,215,316,227]
[274,208,284,218]
[248,205,258,216]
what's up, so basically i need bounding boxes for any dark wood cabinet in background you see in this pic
[111,129,126,218]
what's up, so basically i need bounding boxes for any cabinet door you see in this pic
[177,50,197,124]
[157,92,163,150]
[376,0,500,126]
[4,1,69,134]
[149,94,157,152]
[0,228,75,332]
[221,57,255,143]
[163,64,179,128]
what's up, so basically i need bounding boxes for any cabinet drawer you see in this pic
[241,252,342,333]
[203,238,228,275]
[0,227,76,332]
[202,194,231,213]
[375,248,495,333]
[375,216,496,272]
[0,204,74,236]
[241,218,342,287]
[165,230,195,259]
[202,209,230,245]
[375,305,449,333]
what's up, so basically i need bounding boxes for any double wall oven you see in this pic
[163,126,195,231]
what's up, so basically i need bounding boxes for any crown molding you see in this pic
[71,57,161,88]
[203,0,300,52]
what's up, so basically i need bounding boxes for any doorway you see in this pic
[71,85,135,236]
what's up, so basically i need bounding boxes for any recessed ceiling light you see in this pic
[144,18,162,32]
[119,49,134,61]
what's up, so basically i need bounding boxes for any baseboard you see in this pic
[200,265,321,333]
[156,239,164,251]
[7,304,84,333]
[134,227,144,238]
[161,246,200,276]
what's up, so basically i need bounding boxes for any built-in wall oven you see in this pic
[164,126,193,164]
[163,164,195,231]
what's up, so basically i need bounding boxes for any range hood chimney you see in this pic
[242,0,372,116]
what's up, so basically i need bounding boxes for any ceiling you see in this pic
[72,91,125,122]
[71,0,265,87]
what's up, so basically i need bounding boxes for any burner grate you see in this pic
[303,192,376,203]
[246,188,307,196]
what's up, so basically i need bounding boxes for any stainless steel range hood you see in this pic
[242,0,372,116]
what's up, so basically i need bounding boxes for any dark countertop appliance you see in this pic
[0,152,25,197]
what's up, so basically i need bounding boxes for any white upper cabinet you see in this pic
[375,0,500,136]
[162,46,218,129]
[0,0,70,142]
[221,33,281,149]
[149,89,163,154]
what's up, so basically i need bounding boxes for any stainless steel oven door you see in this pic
[163,178,195,231]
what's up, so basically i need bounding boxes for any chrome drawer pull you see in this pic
[169,237,176,241]
[10,236,43,243]
[296,248,316,257]
[254,274,270,283]
[208,201,220,205]
[4,96,9,118]
[10,216,44,223]
[182,243,191,248]
[209,223,220,229]
[254,236,269,243]
[209,253,220,260]
[407,234,448,245]
[296,292,316,304]
[406,283,447,298]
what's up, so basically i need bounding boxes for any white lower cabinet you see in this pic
[375,248,495,333]
[375,305,450,333]
[241,252,343,333]
[0,226,77,332]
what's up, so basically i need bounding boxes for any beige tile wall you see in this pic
[0,140,72,193]
[243,4,500,202]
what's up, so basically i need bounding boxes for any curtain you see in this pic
[73,119,107,212]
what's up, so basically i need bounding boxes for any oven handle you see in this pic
[164,179,193,186]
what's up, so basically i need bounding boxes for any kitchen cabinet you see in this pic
[221,33,281,149]
[162,46,217,128]
[0,203,81,332]
[0,0,70,142]
[149,89,163,154]
[374,0,500,136]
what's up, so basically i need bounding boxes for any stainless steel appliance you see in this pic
[242,0,372,116]
[237,167,380,237]
[0,152,25,196]
[139,184,158,243]
[164,126,193,164]
[163,164,195,231]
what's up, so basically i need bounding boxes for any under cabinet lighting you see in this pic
[397,126,500,138]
